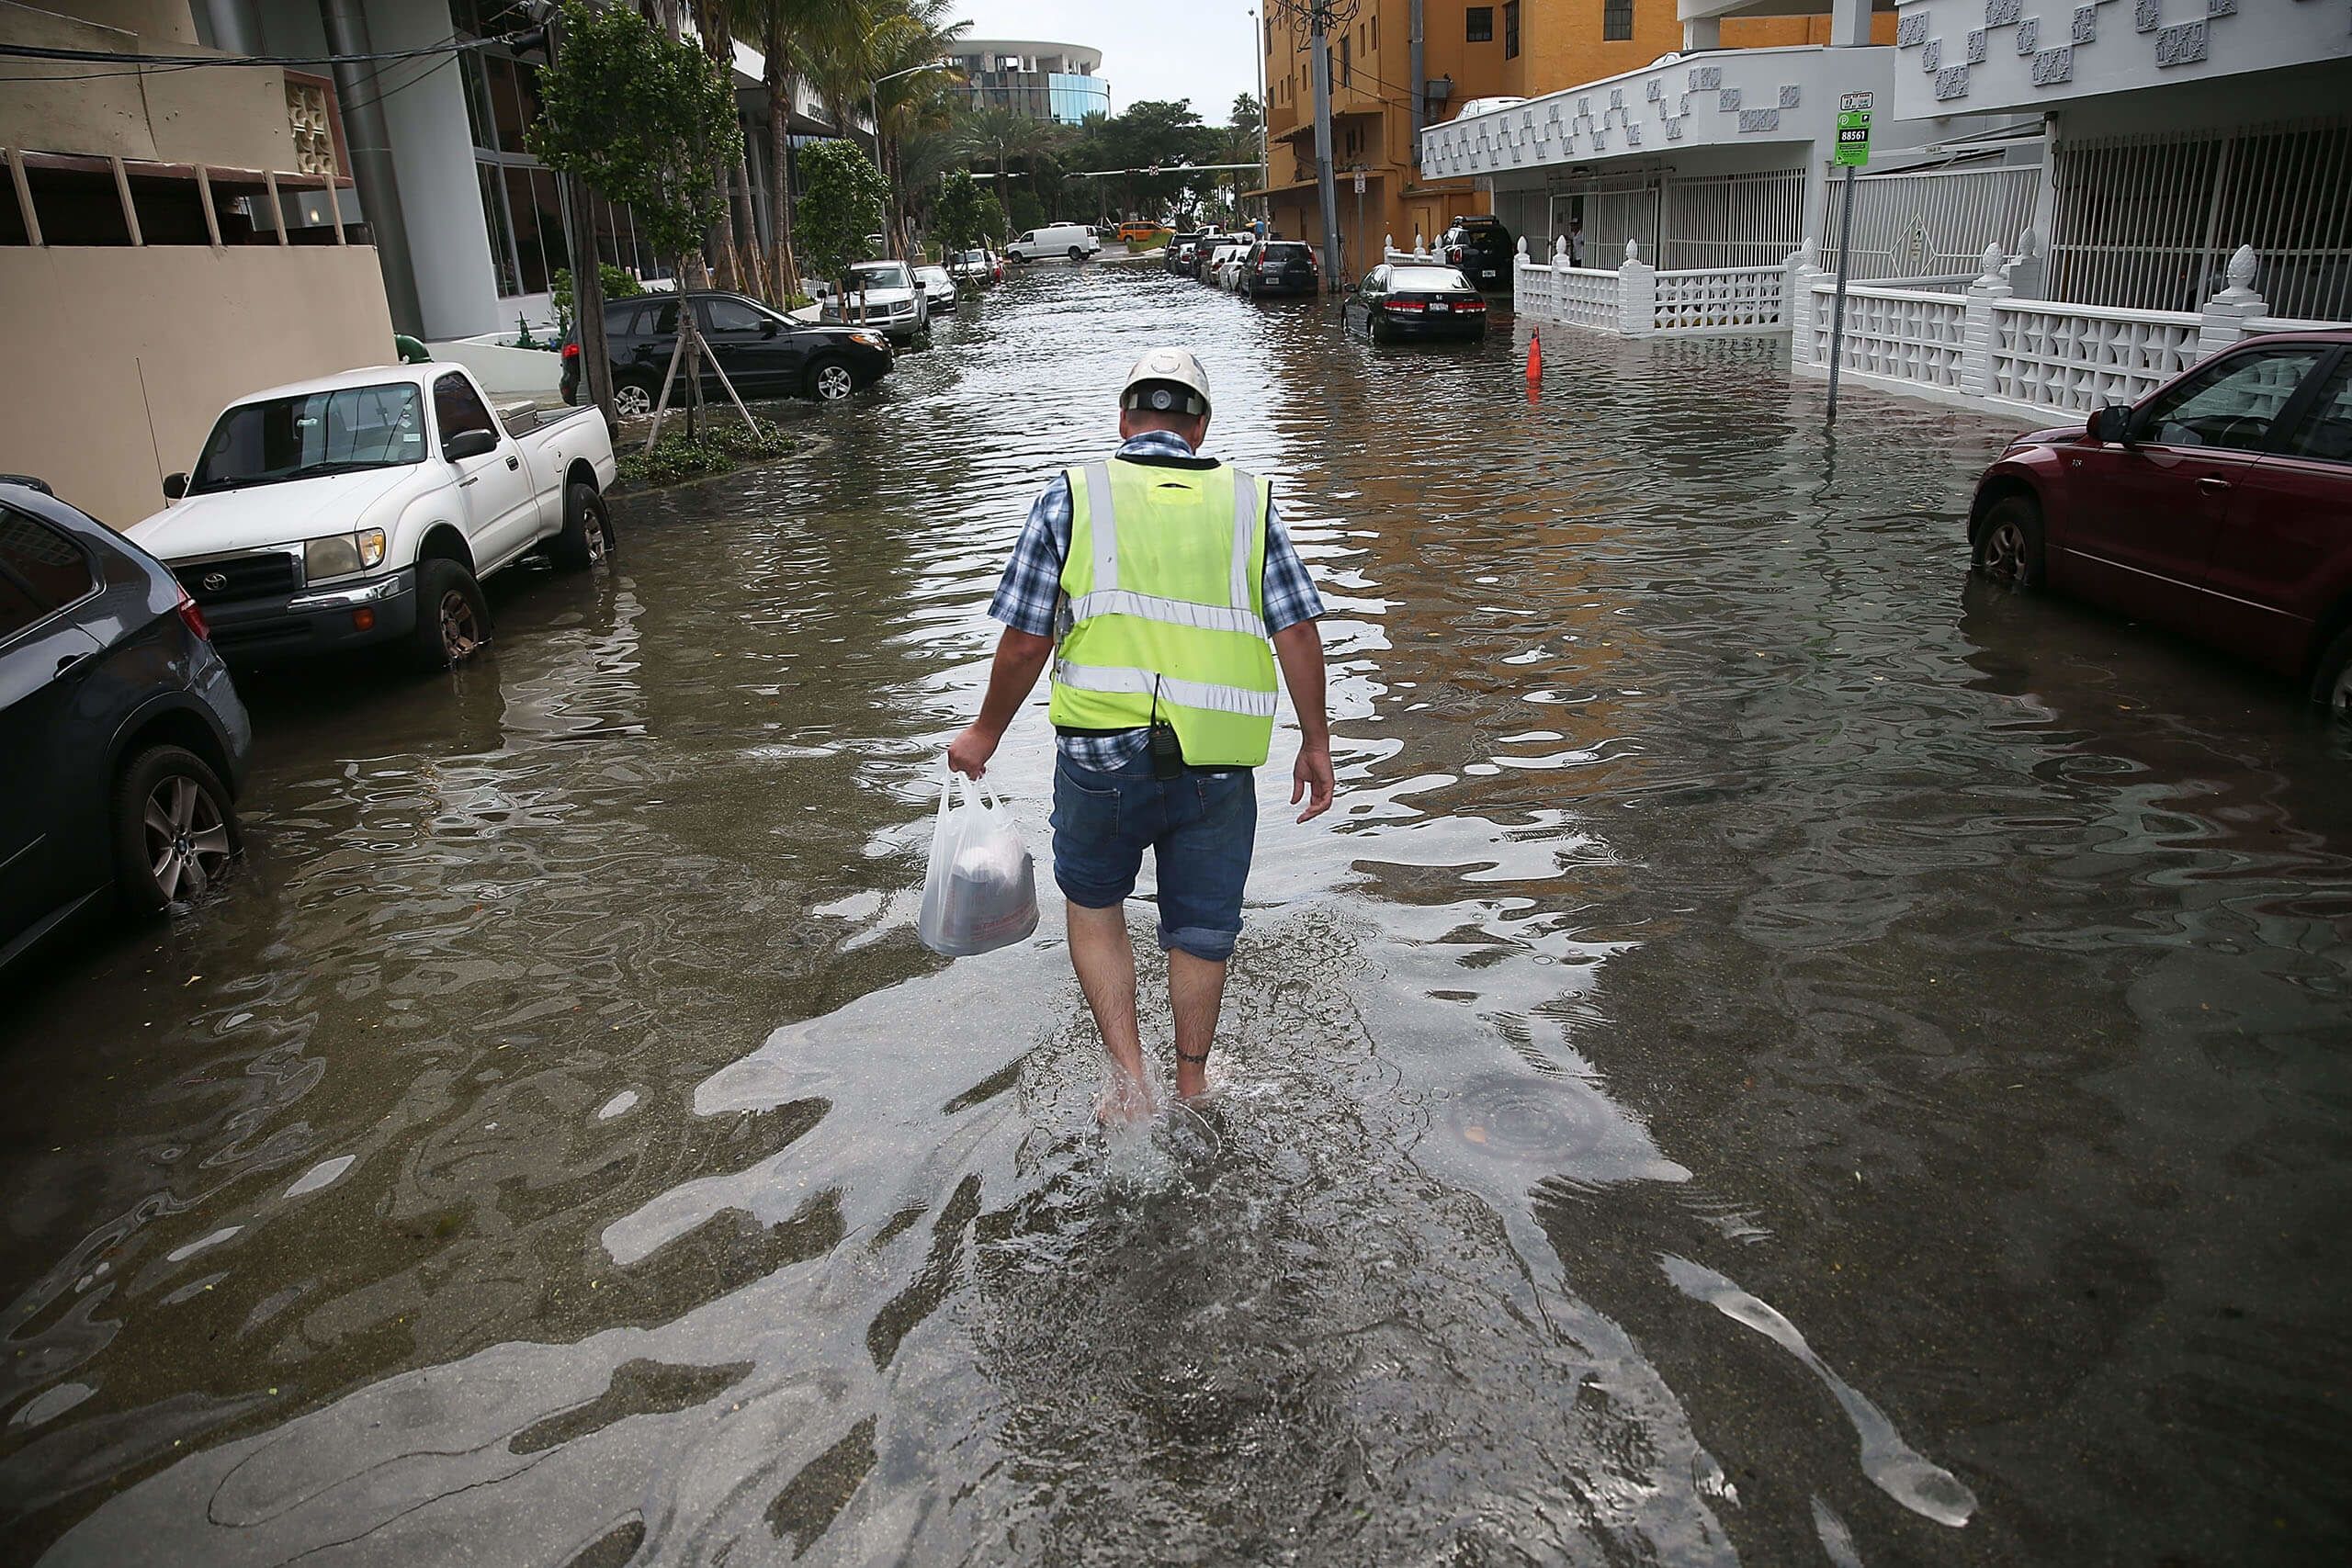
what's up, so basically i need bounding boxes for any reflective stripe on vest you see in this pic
[1047,457,1278,767]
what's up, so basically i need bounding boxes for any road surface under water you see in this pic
[4,261,2350,1567]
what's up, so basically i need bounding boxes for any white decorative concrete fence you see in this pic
[1509,224,2343,421]
[1511,235,1789,338]
[1789,242,2331,419]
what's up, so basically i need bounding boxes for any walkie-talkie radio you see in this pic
[1148,678,1183,780]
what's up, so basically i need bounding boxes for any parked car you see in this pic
[817,259,931,344]
[1241,239,1320,298]
[1441,215,1516,289]
[1206,242,1252,289]
[1165,231,1208,276]
[564,292,896,412]
[913,263,957,311]
[1,478,253,970]
[1115,220,1162,243]
[946,247,1001,286]
[127,364,617,671]
[1967,330,2352,716]
[1452,96,1529,119]
[1344,264,1489,342]
[1005,222,1102,263]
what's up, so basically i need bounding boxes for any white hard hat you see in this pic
[1121,346,1212,416]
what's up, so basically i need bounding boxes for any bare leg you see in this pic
[1067,901,1152,1122]
[1169,950,1228,1102]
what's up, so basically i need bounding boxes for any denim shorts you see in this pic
[1050,750,1257,963]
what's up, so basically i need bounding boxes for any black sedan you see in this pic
[1344,265,1489,343]
[0,479,253,973]
[562,290,894,416]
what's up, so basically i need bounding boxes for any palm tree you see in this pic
[689,0,756,294]
[854,0,967,259]
[729,0,837,301]
[958,103,1058,237]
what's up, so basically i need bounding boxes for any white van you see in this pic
[1005,222,1102,264]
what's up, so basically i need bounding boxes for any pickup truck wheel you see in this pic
[550,481,614,572]
[808,358,856,402]
[2310,626,2352,722]
[413,558,491,671]
[612,380,655,420]
[114,744,240,915]
[1973,495,2045,590]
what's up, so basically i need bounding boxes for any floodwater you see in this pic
[5,260,2351,1568]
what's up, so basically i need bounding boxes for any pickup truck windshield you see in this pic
[849,263,911,290]
[190,384,425,494]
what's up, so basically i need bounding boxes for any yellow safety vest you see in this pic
[1048,457,1278,767]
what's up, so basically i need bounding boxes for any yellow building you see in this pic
[1255,0,1894,276]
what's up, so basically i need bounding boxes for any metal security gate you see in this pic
[1661,169,1805,269]
[1820,160,2044,284]
[1550,168,1801,269]
[2051,117,2352,320]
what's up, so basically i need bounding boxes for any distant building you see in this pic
[1255,0,1884,275]
[956,40,1110,125]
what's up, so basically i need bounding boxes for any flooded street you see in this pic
[6,259,2350,1565]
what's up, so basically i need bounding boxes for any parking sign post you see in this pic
[1826,91,1873,423]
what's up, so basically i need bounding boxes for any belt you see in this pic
[1054,725,1147,738]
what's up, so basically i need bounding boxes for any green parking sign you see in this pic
[1835,90,1872,167]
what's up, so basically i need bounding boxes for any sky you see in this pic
[955,1,1263,126]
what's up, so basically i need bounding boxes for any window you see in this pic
[0,509,95,636]
[699,297,770,334]
[1372,15,1379,50]
[190,386,424,492]
[2281,361,2352,464]
[2143,349,2327,450]
[644,299,680,336]
[1466,6,1494,42]
[1603,0,1633,41]
[434,372,498,451]
[1504,1,1521,57]
[1341,34,1351,86]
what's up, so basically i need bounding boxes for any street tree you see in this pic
[958,104,1059,235]
[797,136,891,310]
[531,0,746,438]
[933,168,992,266]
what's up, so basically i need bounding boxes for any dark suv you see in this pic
[1241,240,1320,298]
[0,479,253,972]
[561,291,896,417]
[1441,216,1516,289]
[1165,231,1209,276]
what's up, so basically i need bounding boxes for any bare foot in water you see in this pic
[1095,1072,1156,1127]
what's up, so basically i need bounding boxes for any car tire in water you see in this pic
[807,357,856,402]
[549,480,614,572]
[1069,246,1084,262]
[1973,495,2045,589]
[112,744,241,915]
[2310,626,2352,723]
[412,556,492,671]
[612,378,656,420]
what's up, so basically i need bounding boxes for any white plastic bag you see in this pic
[918,764,1039,957]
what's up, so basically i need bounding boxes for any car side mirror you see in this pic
[163,471,187,501]
[2088,405,2136,445]
[444,428,498,462]
[762,319,778,337]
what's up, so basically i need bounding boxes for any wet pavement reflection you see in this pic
[5,260,2350,1566]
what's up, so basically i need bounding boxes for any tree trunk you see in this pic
[771,81,799,300]
[995,149,1010,233]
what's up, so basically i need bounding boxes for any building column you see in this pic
[361,0,502,339]
[1830,0,1871,47]
[1682,17,1720,51]
[320,0,424,335]
[204,0,260,53]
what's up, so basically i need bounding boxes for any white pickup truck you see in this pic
[128,363,617,671]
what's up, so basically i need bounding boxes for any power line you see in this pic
[0,33,531,69]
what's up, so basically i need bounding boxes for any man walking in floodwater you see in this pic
[948,348,1334,1118]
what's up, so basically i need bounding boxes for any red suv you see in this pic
[1968,331,2352,716]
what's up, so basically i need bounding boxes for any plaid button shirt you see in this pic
[988,432,1325,770]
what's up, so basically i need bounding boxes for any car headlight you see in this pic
[304,527,385,581]
[849,332,890,351]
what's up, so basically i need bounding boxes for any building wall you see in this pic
[0,0,298,169]
[366,0,503,339]
[0,246,398,527]
[1499,0,1896,98]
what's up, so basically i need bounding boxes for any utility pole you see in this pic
[1307,1,1342,292]
[1250,8,1267,224]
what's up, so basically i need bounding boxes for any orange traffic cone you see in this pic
[1526,329,1543,400]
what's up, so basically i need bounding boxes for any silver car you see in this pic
[818,259,930,344]
[913,264,958,311]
